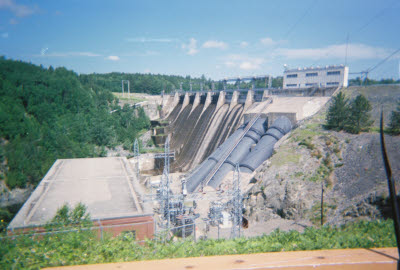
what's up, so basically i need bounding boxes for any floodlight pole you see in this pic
[122,80,130,98]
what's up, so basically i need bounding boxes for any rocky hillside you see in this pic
[245,85,400,227]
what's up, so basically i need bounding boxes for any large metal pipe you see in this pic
[240,116,292,173]
[207,118,267,189]
[186,123,247,193]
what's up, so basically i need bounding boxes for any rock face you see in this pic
[244,118,400,226]
[0,181,32,208]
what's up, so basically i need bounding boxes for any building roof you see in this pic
[284,65,347,73]
[8,157,151,230]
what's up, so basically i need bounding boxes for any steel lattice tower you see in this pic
[231,164,242,239]
[133,138,140,180]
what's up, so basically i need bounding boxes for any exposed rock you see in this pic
[244,111,400,227]
[0,181,33,207]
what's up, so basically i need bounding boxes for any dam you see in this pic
[132,84,338,240]
[158,86,335,192]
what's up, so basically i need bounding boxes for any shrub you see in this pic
[325,92,349,130]
[344,95,373,134]
[388,101,400,135]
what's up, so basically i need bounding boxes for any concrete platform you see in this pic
[8,157,147,230]
[244,96,330,123]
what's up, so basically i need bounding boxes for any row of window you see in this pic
[327,71,341,75]
[286,70,341,78]
[306,72,318,77]
[285,82,339,87]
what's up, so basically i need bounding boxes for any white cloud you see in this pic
[239,41,249,48]
[143,50,159,56]
[1,32,8,38]
[0,0,38,17]
[202,40,228,50]
[260,37,277,46]
[275,43,393,60]
[239,61,262,70]
[9,18,17,24]
[182,38,198,55]
[107,55,120,61]
[224,61,236,68]
[223,54,264,70]
[125,37,176,43]
[40,47,48,56]
[36,51,101,57]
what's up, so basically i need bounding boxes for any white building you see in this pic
[283,65,349,89]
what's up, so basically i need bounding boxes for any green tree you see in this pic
[345,95,373,134]
[49,203,91,228]
[325,92,349,130]
[388,101,400,135]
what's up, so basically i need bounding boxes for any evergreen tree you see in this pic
[389,101,400,135]
[325,92,349,130]
[345,95,373,134]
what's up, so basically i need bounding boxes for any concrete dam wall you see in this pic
[165,91,253,172]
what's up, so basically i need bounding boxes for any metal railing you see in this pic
[2,220,154,242]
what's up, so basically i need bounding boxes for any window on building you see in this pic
[327,71,340,75]
[305,83,317,86]
[122,230,136,239]
[326,82,339,85]
[306,72,318,77]
[286,74,298,78]
[286,84,297,87]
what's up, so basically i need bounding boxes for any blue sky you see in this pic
[0,0,399,80]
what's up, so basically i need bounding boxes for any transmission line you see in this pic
[366,47,400,73]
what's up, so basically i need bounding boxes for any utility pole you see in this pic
[321,182,324,226]
[345,33,349,67]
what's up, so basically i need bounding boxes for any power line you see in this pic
[282,0,319,39]
[367,47,400,73]
[351,0,398,36]
[311,0,397,69]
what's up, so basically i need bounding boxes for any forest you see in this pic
[0,57,150,190]
[80,72,284,94]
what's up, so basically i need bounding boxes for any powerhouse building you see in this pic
[8,157,154,239]
[283,65,349,89]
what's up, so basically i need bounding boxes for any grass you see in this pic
[0,220,396,269]
[140,147,165,154]
[113,92,147,103]
[269,145,301,167]
[290,123,323,144]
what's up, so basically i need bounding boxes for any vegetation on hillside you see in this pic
[349,77,400,86]
[0,57,150,190]
[0,219,395,269]
[389,101,400,135]
[79,73,283,95]
[325,92,373,133]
